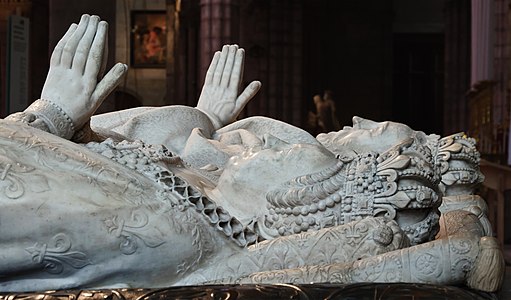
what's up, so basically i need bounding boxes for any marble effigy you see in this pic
[0,14,505,293]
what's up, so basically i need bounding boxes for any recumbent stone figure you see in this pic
[0,15,504,292]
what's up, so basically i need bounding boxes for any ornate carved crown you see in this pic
[263,137,442,245]
[427,133,483,196]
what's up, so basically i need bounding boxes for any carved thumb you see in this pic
[90,63,127,114]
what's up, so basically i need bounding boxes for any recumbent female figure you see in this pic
[0,15,503,292]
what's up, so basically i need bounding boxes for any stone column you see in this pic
[443,0,471,134]
[491,0,510,159]
[266,0,303,125]
[471,0,494,86]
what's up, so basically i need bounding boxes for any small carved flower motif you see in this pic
[415,253,438,275]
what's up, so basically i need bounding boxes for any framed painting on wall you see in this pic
[131,10,167,68]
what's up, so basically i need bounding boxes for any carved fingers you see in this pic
[197,44,261,129]
[49,23,77,67]
[48,14,107,80]
[84,20,108,82]
[72,15,100,74]
[39,14,127,136]
[235,80,261,114]
[221,45,238,87]
[91,62,128,112]
[207,45,240,88]
[230,48,244,90]
[60,14,90,69]
[213,45,230,86]
[204,51,220,85]
[230,48,261,118]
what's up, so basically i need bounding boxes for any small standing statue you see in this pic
[308,90,340,134]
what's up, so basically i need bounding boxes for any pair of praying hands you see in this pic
[40,14,260,135]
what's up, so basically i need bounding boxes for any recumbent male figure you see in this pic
[0,14,504,292]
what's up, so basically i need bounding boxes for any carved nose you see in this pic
[352,116,363,125]
[352,116,378,130]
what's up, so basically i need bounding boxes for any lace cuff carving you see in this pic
[11,99,76,139]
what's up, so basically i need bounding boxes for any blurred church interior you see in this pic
[2,0,511,258]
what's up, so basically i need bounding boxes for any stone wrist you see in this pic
[24,99,75,139]
[195,107,223,130]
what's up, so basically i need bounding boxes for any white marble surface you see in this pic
[0,14,504,293]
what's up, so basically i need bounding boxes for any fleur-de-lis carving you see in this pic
[437,136,463,163]
[0,156,50,199]
[25,233,92,274]
[342,222,369,246]
[105,210,166,255]
[377,150,411,172]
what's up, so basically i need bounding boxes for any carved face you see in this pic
[182,128,328,175]
[317,116,417,155]
[226,133,337,178]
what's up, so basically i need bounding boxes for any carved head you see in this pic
[313,95,322,106]
[212,133,339,226]
[317,117,484,197]
[317,116,429,157]
[323,90,333,101]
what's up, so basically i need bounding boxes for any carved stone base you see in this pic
[0,283,496,300]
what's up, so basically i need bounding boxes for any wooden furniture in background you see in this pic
[480,159,511,246]
[468,81,509,163]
